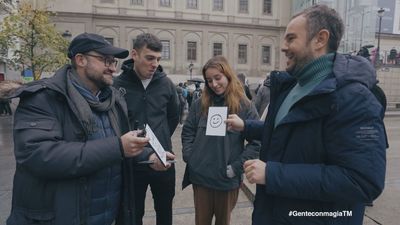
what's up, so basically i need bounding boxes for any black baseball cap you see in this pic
[67,33,129,59]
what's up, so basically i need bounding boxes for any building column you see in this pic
[175,28,183,74]
[202,28,209,67]
[227,32,235,67]
[250,34,259,77]
[119,24,127,49]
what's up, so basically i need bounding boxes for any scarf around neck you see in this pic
[66,69,122,137]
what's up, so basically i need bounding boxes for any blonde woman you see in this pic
[181,55,260,225]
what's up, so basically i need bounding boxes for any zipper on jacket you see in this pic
[143,90,148,125]
[79,177,88,225]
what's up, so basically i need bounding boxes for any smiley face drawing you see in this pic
[210,114,223,128]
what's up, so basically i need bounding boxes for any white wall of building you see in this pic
[394,0,400,33]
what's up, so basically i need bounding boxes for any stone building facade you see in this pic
[42,0,291,77]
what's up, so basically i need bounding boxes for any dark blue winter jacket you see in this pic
[244,53,387,225]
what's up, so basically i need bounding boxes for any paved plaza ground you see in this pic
[1,109,399,224]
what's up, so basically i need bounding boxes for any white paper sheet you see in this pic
[145,125,167,167]
[205,106,228,136]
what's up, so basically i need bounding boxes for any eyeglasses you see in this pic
[83,53,118,67]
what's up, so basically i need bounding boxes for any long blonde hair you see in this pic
[201,55,249,115]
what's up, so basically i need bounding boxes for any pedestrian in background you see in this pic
[177,82,187,125]
[7,32,149,225]
[253,74,271,118]
[389,47,397,64]
[3,99,12,115]
[114,33,178,225]
[192,82,202,103]
[237,73,252,100]
[181,55,260,225]
[182,82,189,101]
[226,5,386,225]
[186,88,193,109]
[0,97,7,116]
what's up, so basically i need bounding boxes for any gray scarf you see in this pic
[66,69,122,137]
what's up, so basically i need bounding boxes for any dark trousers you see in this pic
[4,101,12,115]
[0,102,4,115]
[134,167,176,225]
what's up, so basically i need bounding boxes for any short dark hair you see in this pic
[133,33,162,52]
[293,4,344,52]
[70,58,77,69]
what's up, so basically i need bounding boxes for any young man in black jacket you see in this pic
[114,33,179,225]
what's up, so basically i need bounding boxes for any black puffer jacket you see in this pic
[6,65,135,225]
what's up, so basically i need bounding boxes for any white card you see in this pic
[145,125,167,167]
[206,106,228,136]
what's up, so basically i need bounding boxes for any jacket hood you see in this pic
[333,53,377,89]
[121,58,164,75]
[269,54,377,98]
[10,65,70,99]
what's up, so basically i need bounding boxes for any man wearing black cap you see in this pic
[7,33,149,225]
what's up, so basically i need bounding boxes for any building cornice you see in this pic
[54,11,286,32]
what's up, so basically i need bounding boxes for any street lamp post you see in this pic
[360,8,365,49]
[62,30,72,40]
[376,8,385,67]
[188,61,193,80]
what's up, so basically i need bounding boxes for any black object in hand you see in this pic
[134,120,147,137]
[137,128,147,137]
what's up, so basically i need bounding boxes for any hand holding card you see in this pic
[145,124,168,167]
